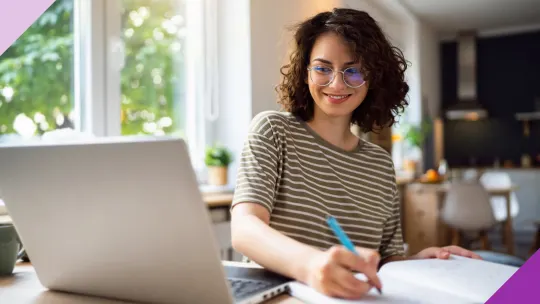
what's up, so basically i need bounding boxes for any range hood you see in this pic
[445,31,488,121]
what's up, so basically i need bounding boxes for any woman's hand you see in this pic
[412,245,483,260]
[303,245,382,300]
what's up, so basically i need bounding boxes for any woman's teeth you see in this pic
[328,95,348,99]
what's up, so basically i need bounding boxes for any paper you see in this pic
[289,274,473,304]
[288,256,518,304]
[379,255,518,303]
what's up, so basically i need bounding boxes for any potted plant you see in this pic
[403,121,431,177]
[205,144,233,186]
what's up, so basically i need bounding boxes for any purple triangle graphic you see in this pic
[486,250,540,303]
[0,0,56,56]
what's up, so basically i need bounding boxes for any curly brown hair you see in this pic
[276,8,409,133]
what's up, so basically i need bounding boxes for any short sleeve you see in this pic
[379,187,406,261]
[231,112,281,213]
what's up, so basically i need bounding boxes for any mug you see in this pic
[0,224,25,276]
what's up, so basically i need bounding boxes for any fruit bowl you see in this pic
[418,169,444,184]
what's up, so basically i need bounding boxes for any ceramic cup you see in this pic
[0,224,24,276]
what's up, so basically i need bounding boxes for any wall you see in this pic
[441,30,540,168]
[419,22,442,170]
[249,0,344,117]
[419,24,441,119]
[213,0,253,187]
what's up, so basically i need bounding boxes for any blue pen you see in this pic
[326,215,382,295]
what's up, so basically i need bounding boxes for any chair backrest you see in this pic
[479,171,519,220]
[462,169,480,181]
[479,171,512,188]
[440,181,497,231]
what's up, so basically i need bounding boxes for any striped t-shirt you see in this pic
[231,110,404,261]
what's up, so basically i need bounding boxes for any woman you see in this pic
[230,8,480,300]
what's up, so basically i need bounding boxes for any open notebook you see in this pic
[289,255,518,304]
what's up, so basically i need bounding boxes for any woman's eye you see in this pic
[313,66,332,74]
[346,68,360,74]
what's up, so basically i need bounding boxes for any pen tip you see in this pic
[377,287,383,295]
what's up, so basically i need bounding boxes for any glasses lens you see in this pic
[344,68,365,87]
[310,66,333,86]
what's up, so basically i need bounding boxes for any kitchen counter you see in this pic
[451,167,540,171]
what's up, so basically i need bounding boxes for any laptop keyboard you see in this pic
[228,278,275,299]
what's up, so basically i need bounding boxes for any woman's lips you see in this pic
[325,93,351,104]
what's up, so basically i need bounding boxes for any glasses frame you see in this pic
[307,66,367,89]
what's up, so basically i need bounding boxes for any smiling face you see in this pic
[307,32,369,121]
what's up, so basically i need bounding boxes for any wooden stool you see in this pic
[530,221,540,256]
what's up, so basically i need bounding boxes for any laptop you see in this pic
[0,136,291,304]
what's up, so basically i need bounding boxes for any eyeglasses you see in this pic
[307,65,366,88]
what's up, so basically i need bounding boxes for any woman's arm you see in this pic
[231,202,383,299]
[231,202,320,282]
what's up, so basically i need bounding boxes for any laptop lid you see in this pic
[0,137,235,303]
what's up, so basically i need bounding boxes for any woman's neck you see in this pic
[306,109,358,151]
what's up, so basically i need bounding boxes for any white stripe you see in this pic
[235,176,274,189]
[271,213,384,241]
[240,158,276,174]
[234,183,273,198]
[283,158,395,201]
[274,198,384,220]
[237,166,267,178]
[241,150,279,166]
[273,205,386,230]
[284,140,394,182]
[279,176,394,210]
[281,170,393,202]
[234,192,273,207]
[273,227,381,248]
[288,133,393,169]
[276,186,392,216]
[282,149,394,187]
[245,140,278,155]
[282,123,394,168]
[271,220,381,244]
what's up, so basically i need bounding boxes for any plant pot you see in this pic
[208,166,228,186]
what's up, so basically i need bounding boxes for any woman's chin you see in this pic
[319,107,354,118]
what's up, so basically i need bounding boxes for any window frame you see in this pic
[77,0,218,175]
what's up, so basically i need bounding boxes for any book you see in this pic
[288,255,518,304]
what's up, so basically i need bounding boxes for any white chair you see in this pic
[440,181,498,250]
[462,169,480,181]
[479,172,519,222]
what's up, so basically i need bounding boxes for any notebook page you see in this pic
[378,255,518,303]
[288,271,474,304]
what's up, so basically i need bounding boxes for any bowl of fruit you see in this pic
[418,169,443,184]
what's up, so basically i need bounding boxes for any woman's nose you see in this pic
[329,72,347,90]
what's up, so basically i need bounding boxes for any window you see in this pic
[119,0,187,137]
[0,0,75,140]
[0,0,217,173]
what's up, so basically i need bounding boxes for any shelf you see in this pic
[516,112,540,121]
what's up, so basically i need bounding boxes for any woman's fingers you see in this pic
[331,264,373,298]
[328,246,382,290]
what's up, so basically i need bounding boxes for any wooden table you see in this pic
[202,192,234,208]
[0,262,302,303]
